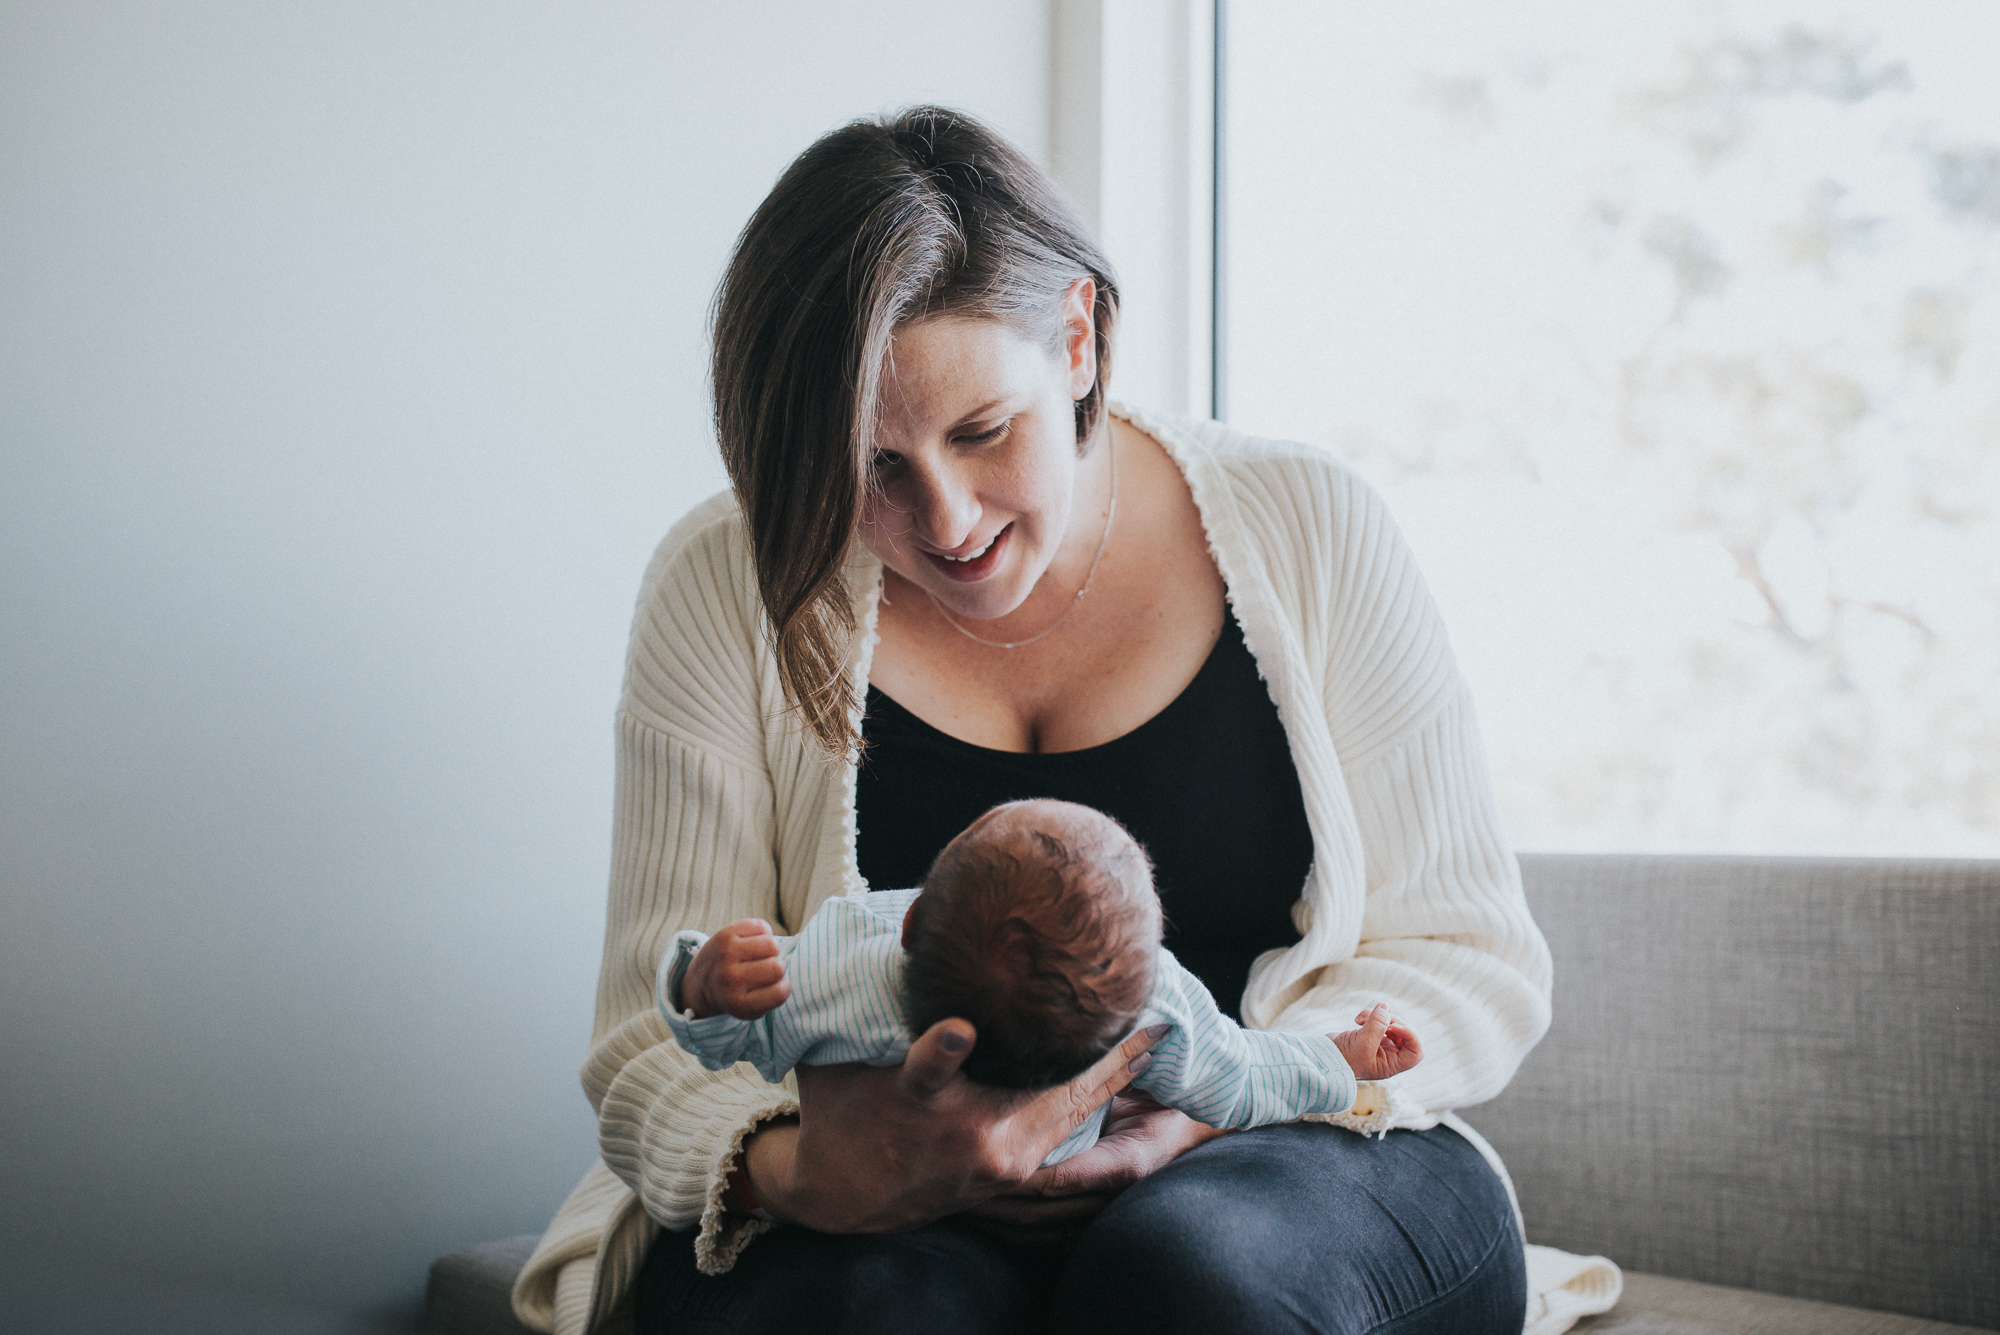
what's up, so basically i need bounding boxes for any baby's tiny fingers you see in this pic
[742,979,791,1007]
[731,958,787,989]
[733,933,782,960]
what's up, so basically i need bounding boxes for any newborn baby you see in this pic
[658,799,1421,1165]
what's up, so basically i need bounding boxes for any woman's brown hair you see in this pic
[711,106,1119,759]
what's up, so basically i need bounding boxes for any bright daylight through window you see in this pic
[1220,1,2000,856]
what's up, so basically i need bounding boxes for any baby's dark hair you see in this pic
[903,803,1161,1089]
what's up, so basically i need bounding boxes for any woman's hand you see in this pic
[743,1018,1168,1234]
[962,1090,1227,1245]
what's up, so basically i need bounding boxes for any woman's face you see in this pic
[859,282,1099,623]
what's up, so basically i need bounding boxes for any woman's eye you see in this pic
[959,419,1012,446]
[870,450,903,473]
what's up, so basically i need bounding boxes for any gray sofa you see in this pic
[427,854,1999,1333]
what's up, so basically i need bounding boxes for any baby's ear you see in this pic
[901,896,924,951]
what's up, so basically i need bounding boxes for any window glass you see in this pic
[1222,1,2000,855]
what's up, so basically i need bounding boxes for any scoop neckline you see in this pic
[863,607,1241,761]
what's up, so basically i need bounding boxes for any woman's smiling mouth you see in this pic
[924,524,1011,582]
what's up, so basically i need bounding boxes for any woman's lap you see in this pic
[636,1215,1062,1335]
[1053,1123,1524,1334]
[634,1123,1525,1335]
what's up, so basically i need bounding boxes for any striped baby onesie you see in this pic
[657,889,1359,1166]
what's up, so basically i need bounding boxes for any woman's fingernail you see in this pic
[942,1030,970,1053]
[1145,1023,1171,1041]
[1127,1052,1154,1075]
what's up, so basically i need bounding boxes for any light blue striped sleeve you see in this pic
[767,892,919,1070]
[1133,949,1357,1129]
[656,892,922,1085]
[656,929,790,1081]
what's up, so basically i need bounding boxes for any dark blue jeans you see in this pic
[634,1123,1526,1334]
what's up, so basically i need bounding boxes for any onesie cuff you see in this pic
[657,929,709,1019]
[658,930,769,1072]
[1314,1035,1361,1114]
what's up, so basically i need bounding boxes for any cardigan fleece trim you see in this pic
[512,405,1562,1334]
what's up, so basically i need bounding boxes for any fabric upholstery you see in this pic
[434,854,1998,1333]
[1576,1272,1988,1334]
[1477,855,1999,1330]
[426,1234,540,1335]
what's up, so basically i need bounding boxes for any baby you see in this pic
[658,799,1421,1165]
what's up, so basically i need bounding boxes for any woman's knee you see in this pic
[1048,1124,1526,1335]
[1051,1184,1320,1334]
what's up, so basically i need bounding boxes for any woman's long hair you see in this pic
[711,106,1119,759]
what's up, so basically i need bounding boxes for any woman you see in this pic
[514,107,1552,1335]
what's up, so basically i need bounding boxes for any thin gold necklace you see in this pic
[926,430,1117,650]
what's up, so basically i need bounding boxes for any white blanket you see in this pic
[1524,1242,1625,1334]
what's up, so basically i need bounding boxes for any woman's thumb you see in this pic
[901,1018,976,1099]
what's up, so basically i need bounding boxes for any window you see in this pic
[1219,2,2000,855]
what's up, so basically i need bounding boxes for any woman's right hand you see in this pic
[742,1018,1167,1234]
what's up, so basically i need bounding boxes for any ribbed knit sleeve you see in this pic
[581,501,804,1276]
[1273,685,1553,1111]
[1260,458,1552,1114]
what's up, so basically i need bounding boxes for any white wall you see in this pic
[0,3,1048,1326]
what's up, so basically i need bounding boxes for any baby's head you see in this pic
[902,799,1162,1089]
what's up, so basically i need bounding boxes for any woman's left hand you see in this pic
[960,1091,1226,1244]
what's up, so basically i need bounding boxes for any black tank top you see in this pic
[855,608,1314,1022]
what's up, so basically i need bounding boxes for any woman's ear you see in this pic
[901,896,924,951]
[1060,276,1098,403]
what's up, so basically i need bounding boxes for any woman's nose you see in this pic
[908,464,980,551]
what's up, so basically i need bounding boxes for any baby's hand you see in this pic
[682,919,790,1020]
[1330,1003,1422,1082]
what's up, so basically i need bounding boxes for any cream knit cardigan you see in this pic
[513,406,1559,1335]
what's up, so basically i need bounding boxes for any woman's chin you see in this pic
[928,587,1030,625]
[911,567,1040,625]
[887,552,1035,623]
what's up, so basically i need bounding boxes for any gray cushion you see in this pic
[425,1234,540,1335]
[1479,855,2000,1330]
[1579,1272,1989,1334]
